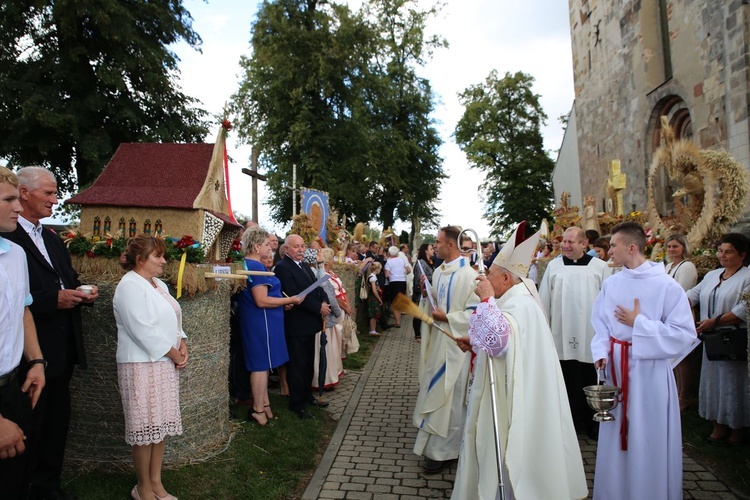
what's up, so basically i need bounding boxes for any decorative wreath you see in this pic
[645,117,748,249]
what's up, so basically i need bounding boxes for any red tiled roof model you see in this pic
[68,143,215,209]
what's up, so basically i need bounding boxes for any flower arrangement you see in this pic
[226,238,243,262]
[63,231,205,264]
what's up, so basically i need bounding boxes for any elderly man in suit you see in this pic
[274,234,331,420]
[1,166,98,500]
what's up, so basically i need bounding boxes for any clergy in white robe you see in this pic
[413,226,477,471]
[452,275,588,500]
[540,226,611,435]
[591,222,696,500]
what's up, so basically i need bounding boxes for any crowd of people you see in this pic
[418,221,750,499]
[1,163,749,499]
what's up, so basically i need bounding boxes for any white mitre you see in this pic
[491,221,543,279]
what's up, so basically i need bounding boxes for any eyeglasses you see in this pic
[460,247,473,252]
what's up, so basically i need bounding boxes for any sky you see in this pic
[172,0,575,239]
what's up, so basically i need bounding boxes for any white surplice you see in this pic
[452,283,588,500]
[591,261,696,500]
[540,256,611,363]
[413,256,478,461]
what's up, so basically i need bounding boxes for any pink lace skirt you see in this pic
[117,361,183,446]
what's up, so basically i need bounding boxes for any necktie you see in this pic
[32,226,53,267]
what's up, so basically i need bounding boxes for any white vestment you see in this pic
[413,256,477,460]
[452,284,588,500]
[591,261,696,500]
[540,256,611,363]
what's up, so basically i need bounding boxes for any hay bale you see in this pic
[66,279,232,470]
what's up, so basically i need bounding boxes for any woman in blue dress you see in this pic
[238,227,303,425]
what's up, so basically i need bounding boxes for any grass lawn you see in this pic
[62,320,382,499]
[62,393,338,499]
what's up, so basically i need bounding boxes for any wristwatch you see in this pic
[28,359,47,370]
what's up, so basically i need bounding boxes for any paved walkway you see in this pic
[303,322,742,499]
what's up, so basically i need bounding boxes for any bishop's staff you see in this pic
[458,228,505,500]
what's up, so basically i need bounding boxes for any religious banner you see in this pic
[300,188,329,242]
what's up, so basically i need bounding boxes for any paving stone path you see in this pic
[302,323,742,499]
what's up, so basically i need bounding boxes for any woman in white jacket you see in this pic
[114,235,188,500]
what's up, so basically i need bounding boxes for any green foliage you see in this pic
[231,0,445,229]
[455,70,555,237]
[0,0,209,193]
[398,230,409,244]
[421,233,436,244]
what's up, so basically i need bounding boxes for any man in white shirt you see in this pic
[1,166,97,500]
[0,167,46,500]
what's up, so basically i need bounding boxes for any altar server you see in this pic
[591,222,696,500]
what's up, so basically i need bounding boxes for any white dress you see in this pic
[687,266,750,428]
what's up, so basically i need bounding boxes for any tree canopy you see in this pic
[231,0,445,230]
[454,70,554,237]
[0,0,208,192]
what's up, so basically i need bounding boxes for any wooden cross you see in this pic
[241,147,268,223]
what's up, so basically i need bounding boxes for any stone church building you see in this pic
[555,0,750,217]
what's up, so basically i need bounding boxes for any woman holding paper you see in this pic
[238,227,303,425]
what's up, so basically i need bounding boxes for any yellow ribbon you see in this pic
[176,251,188,299]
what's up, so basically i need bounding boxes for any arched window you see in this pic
[129,218,137,237]
[646,95,694,216]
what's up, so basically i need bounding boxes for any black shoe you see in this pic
[422,458,451,473]
[309,398,329,408]
[295,409,315,420]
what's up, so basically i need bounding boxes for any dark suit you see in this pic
[274,255,328,412]
[1,225,87,497]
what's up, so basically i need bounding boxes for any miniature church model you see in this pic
[68,130,242,261]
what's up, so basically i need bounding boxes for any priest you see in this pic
[452,222,588,500]
[539,226,611,436]
[591,222,697,499]
[413,225,478,473]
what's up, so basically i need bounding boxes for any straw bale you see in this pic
[66,280,233,470]
[331,262,358,314]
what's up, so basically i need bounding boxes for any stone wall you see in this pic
[568,0,750,212]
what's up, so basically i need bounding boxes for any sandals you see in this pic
[247,408,268,426]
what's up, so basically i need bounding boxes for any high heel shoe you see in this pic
[264,404,275,420]
[131,486,141,500]
[154,493,178,500]
[247,408,268,426]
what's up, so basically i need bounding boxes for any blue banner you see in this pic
[300,188,329,242]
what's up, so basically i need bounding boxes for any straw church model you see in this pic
[69,137,242,261]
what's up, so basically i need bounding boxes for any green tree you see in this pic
[0,0,208,192]
[362,0,446,230]
[231,0,445,230]
[455,70,554,236]
[233,0,376,224]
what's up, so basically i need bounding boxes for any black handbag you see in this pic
[700,319,747,361]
